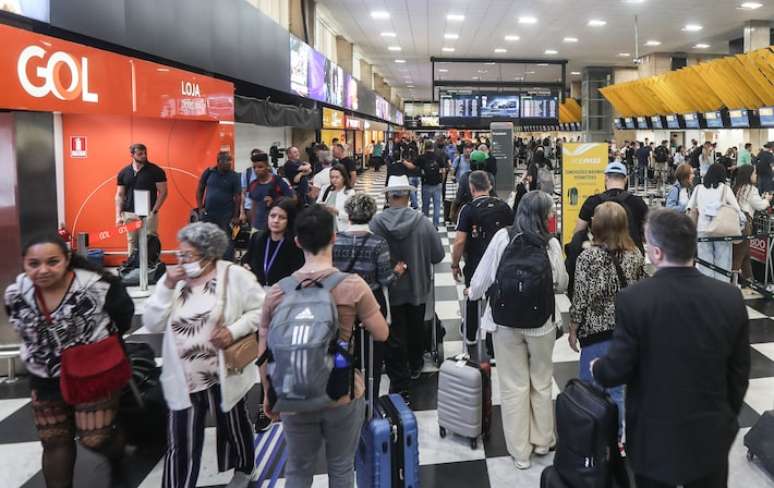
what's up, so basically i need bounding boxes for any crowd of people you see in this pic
[3,133,768,488]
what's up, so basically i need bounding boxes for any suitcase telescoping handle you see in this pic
[463,292,485,361]
[360,324,376,420]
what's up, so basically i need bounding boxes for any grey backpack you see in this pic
[266,272,348,413]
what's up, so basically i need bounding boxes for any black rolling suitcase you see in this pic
[745,410,774,477]
[540,465,570,487]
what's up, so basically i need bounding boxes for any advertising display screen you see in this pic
[704,111,723,128]
[480,94,520,118]
[440,93,479,118]
[308,50,327,102]
[325,60,345,107]
[729,110,749,128]
[345,74,358,111]
[683,113,699,129]
[395,110,404,126]
[651,116,663,129]
[624,117,635,129]
[322,107,345,129]
[375,96,390,121]
[1,0,49,22]
[520,95,557,118]
[666,115,680,129]
[761,107,774,127]
[290,36,311,97]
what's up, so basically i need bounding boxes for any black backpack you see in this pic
[689,147,702,169]
[422,153,443,185]
[487,228,555,329]
[465,197,513,270]
[654,145,670,163]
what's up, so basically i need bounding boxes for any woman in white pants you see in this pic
[468,191,568,470]
[687,163,742,282]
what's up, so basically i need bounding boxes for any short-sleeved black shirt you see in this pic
[339,157,357,176]
[117,162,167,212]
[578,189,649,247]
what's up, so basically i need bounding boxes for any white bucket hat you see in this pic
[385,175,417,193]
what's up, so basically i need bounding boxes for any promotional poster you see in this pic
[561,143,608,246]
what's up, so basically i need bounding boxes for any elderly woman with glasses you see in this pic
[143,222,264,488]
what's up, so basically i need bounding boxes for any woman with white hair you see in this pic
[143,222,265,488]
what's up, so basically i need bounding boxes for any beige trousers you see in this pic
[122,211,159,255]
[492,327,556,463]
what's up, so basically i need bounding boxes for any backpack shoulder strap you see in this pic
[321,271,348,291]
[277,276,299,295]
[603,248,629,289]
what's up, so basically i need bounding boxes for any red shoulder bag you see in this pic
[36,284,131,405]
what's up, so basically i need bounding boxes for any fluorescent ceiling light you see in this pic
[371,11,390,19]
[563,37,579,43]
[504,35,521,41]
[407,85,415,88]
[544,49,558,55]
[518,16,538,24]
[588,19,607,26]
[477,70,488,73]
[683,24,703,32]
[740,2,763,9]
[526,71,536,74]
[438,68,448,72]
[442,47,455,52]
[444,33,459,40]
[394,59,406,63]
[645,40,661,46]
[485,62,496,65]
[494,48,507,53]
[694,43,710,48]
[388,46,402,51]
[618,52,631,57]
[380,32,396,37]
[447,14,465,21]
[571,71,581,75]
[472,76,480,80]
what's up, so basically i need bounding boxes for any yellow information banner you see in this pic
[561,143,609,247]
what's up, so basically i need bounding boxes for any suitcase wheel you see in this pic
[747,450,754,461]
[439,426,447,438]
[469,438,477,450]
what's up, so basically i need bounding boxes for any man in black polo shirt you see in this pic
[573,161,649,252]
[196,151,242,260]
[115,143,168,254]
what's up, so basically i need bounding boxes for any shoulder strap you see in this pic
[604,249,629,289]
[345,234,371,272]
[321,271,348,291]
[277,276,299,295]
[322,185,333,203]
[219,264,231,325]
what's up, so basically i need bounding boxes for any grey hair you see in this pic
[177,222,229,260]
[468,170,491,193]
[513,191,555,242]
[345,193,378,224]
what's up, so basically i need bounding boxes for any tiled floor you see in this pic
[1,168,773,487]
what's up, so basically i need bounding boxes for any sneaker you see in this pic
[254,406,273,433]
[513,458,531,470]
[226,471,251,488]
[534,446,552,456]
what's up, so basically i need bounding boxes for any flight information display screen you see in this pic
[704,111,723,128]
[520,95,557,118]
[440,94,479,118]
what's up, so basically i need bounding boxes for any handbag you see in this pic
[706,185,742,237]
[219,265,260,371]
[36,285,131,405]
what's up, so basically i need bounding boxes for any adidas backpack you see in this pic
[266,272,348,413]
[487,228,555,329]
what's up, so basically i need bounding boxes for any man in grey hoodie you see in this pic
[370,176,445,395]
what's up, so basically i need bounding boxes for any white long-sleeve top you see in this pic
[468,230,568,337]
[317,186,355,232]
[736,184,770,216]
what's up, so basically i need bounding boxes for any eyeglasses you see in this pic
[175,251,200,261]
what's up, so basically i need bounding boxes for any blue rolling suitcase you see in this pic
[356,329,420,488]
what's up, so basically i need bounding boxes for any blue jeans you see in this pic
[408,176,421,209]
[421,183,442,226]
[579,339,625,441]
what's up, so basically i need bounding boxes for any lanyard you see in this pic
[263,237,284,279]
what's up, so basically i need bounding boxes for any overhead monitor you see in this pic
[624,117,635,129]
[479,93,520,118]
[683,112,699,129]
[636,116,650,129]
[614,119,623,130]
[375,96,390,121]
[760,107,774,127]
[440,92,479,118]
[704,111,723,129]
[325,61,345,107]
[651,116,664,129]
[345,74,359,111]
[290,36,311,97]
[665,115,680,129]
[520,95,557,118]
[729,109,750,128]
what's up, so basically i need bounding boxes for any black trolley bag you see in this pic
[745,410,774,477]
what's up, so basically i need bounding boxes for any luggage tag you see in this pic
[453,352,469,367]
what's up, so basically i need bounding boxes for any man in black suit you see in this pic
[591,208,750,488]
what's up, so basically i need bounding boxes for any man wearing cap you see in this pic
[573,161,649,252]
[370,175,445,397]
[756,142,774,194]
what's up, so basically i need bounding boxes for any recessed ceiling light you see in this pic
[518,16,538,24]
[537,63,549,66]
[545,49,558,55]
[694,43,711,48]
[494,48,507,53]
[394,59,406,63]
[571,71,581,75]
[388,46,402,51]
[504,35,521,41]
[380,32,396,38]
[740,2,763,9]
[447,14,465,21]
[472,76,480,80]
[407,85,415,88]
[371,11,390,19]
[444,33,459,40]
[442,47,455,52]
[526,71,536,74]
[618,52,632,57]
[563,37,579,43]
[645,40,661,46]
[477,70,488,73]
[588,19,607,26]
[683,24,703,32]
[624,0,646,3]
[438,68,448,72]
[484,62,496,65]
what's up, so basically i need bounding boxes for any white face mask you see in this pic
[182,260,205,278]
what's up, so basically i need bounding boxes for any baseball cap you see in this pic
[470,150,488,162]
[604,161,628,176]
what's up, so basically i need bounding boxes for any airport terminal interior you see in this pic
[0,1,774,487]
